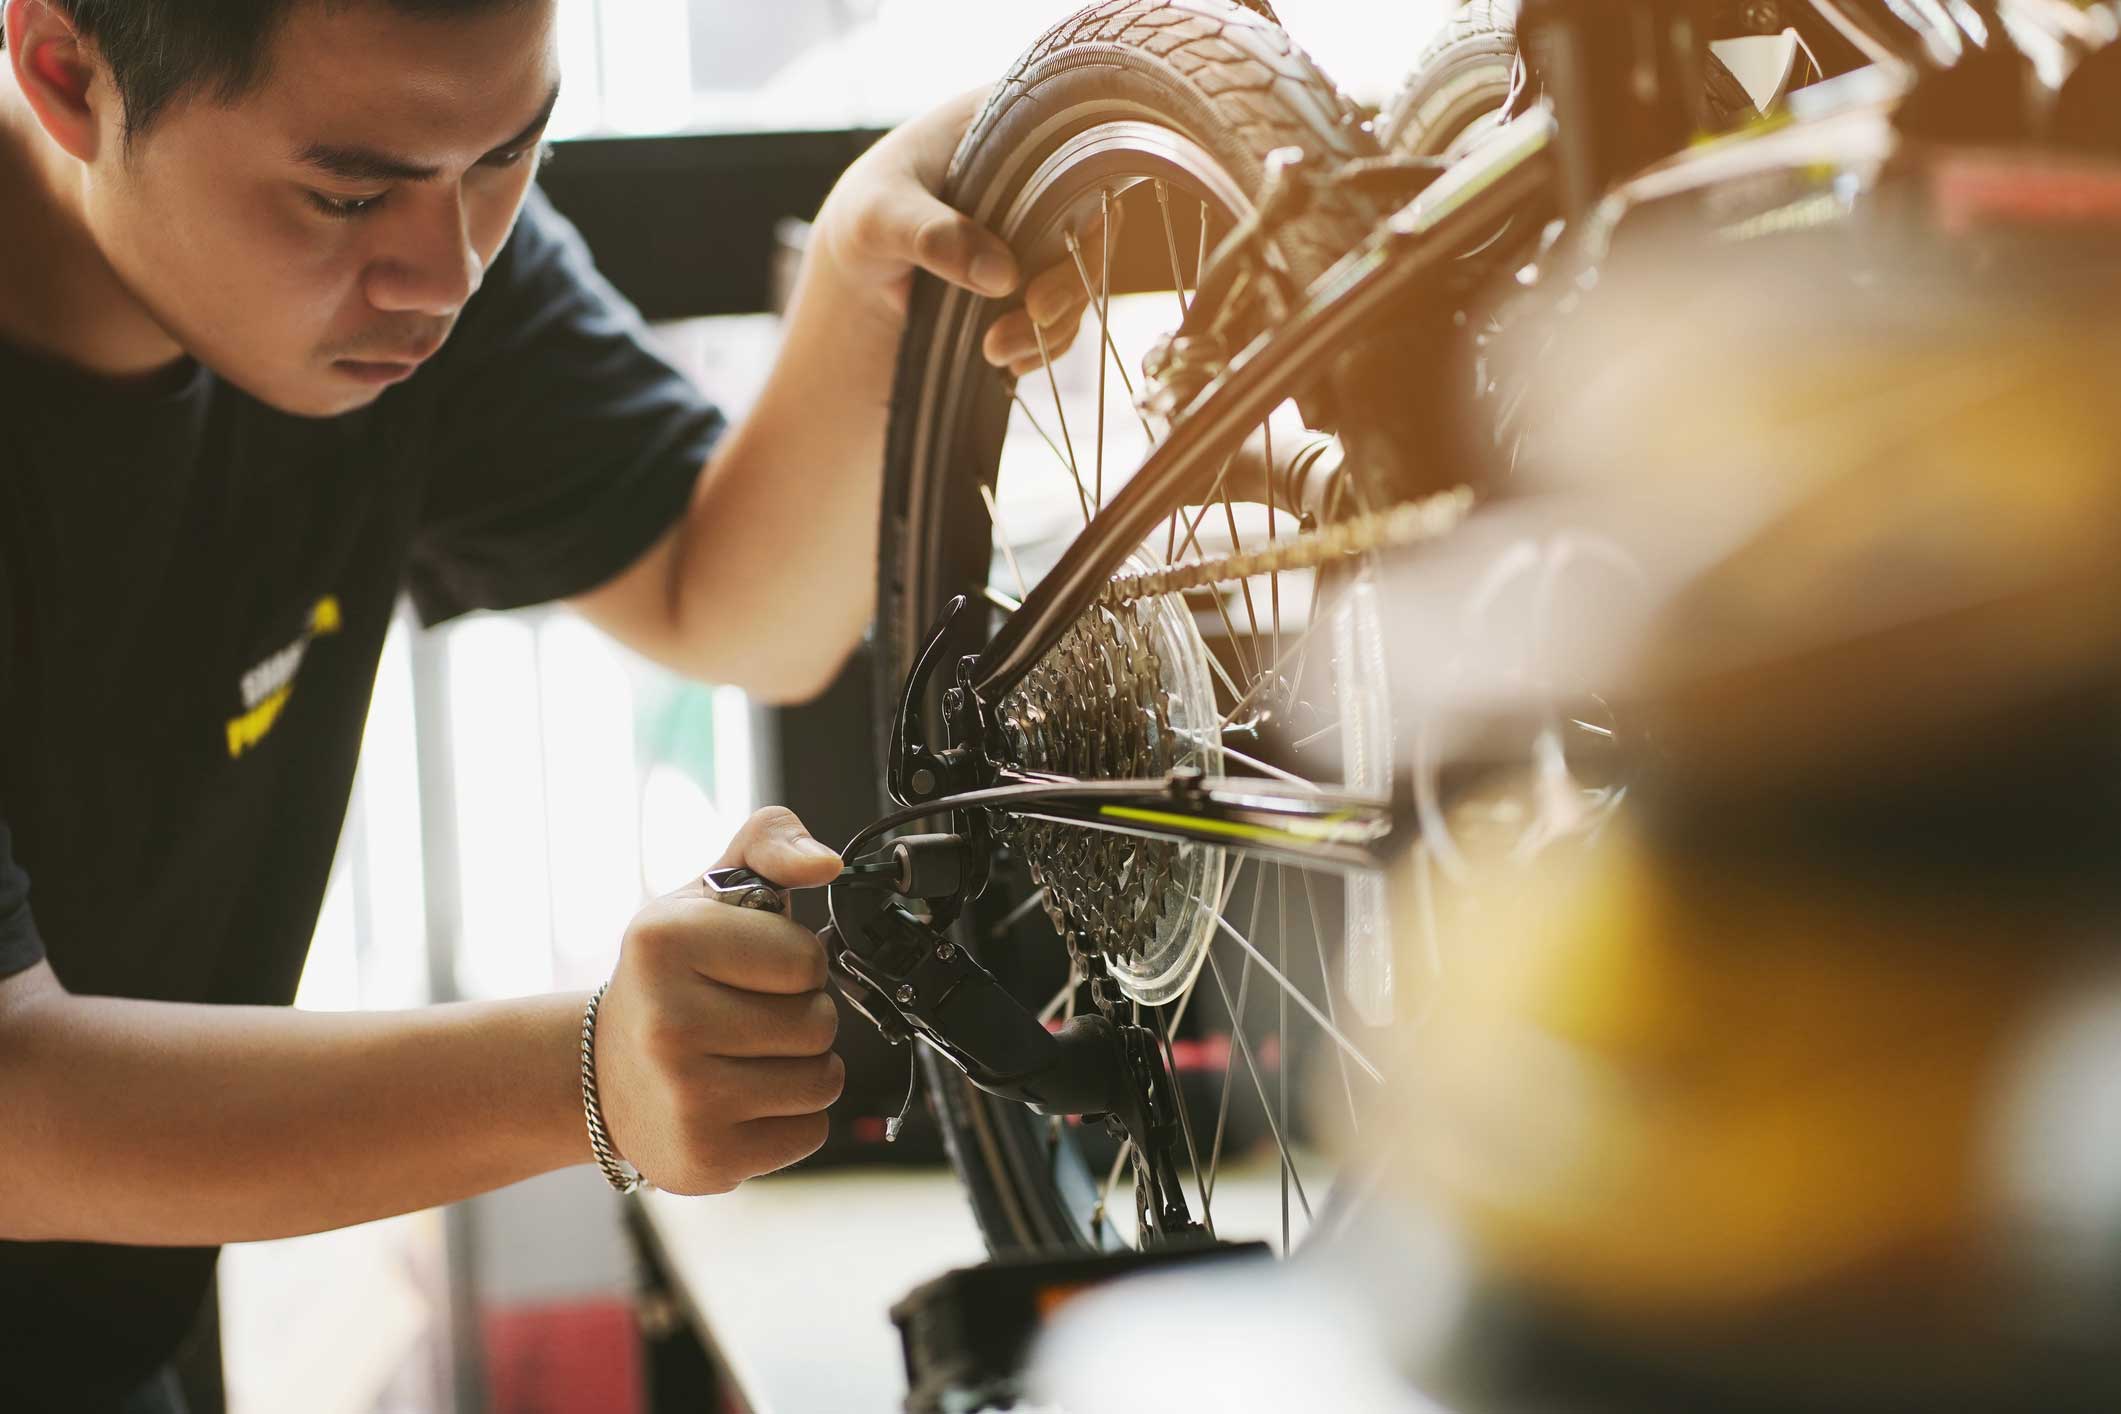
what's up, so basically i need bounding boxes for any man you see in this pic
[0,0,1090,1406]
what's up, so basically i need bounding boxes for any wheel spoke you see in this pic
[1265,417,1282,669]
[1207,898,1384,1084]
[1177,728,1316,792]
[1298,869,1361,1134]
[1028,321,1094,527]
[1197,197,1209,303]
[1151,864,1247,1231]
[1149,460,1259,703]
[1064,223,1156,444]
[1007,389,1077,480]
[1166,447,1242,565]
[1220,493,1266,680]
[1209,585,1263,693]
[1099,188,1117,502]
[1155,179,1190,319]
[1165,863,1245,1039]
[1204,864,1267,1208]
[1067,205,1109,511]
[1205,946,1313,1246]
[1169,495,1215,567]
[978,483,1031,601]
[1155,1005,1216,1240]
[1151,189,1204,562]
[1288,718,1341,752]
[1202,635,1251,714]
[1217,571,1365,734]
[1277,865,1290,1257]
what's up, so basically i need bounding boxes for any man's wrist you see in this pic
[487,991,601,1179]
[580,982,647,1194]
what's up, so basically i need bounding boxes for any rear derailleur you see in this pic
[813,833,1203,1245]
[801,595,1205,1243]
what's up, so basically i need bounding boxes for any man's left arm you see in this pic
[570,91,1096,703]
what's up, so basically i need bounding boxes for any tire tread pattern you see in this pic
[946,0,1382,284]
[1379,0,1520,155]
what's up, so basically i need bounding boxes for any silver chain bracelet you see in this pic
[580,981,647,1195]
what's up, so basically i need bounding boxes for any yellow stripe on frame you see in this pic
[1096,804,1375,849]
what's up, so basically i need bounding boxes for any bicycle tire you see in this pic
[1379,0,1524,159]
[1380,0,1758,159]
[876,0,1386,1255]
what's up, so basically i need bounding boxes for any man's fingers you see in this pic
[981,300,1091,368]
[714,805,841,888]
[702,1052,848,1120]
[980,275,1093,368]
[688,984,839,1059]
[982,218,1114,370]
[1025,255,1095,328]
[729,1111,834,1176]
[1006,329,1085,379]
[866,182,1019,299]
[639,896,828,994]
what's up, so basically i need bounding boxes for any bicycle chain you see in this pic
[1104,485,1475,604]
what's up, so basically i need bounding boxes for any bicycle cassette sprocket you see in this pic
[998,555,1225,1007]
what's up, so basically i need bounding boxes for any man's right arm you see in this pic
[0,807,846,1247]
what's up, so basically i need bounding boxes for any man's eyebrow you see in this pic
[491,83,562,157]
[296,82,561,185]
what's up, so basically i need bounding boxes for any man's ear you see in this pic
[5,0,107,162]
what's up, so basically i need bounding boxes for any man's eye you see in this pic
[306,189,387,220]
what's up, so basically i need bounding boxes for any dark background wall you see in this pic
[540,131,885,320]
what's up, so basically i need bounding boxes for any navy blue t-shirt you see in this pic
[0,188,722,1408]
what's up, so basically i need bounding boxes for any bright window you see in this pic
[551,0,1457,139]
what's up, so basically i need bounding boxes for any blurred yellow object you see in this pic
[1386,209,2121,1361]
[1399,821,2081,1325]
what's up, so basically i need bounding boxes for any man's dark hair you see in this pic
[3,0,525,138]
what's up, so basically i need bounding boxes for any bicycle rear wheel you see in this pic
[877,0,1400,1255]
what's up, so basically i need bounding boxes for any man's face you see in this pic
[82,0,559,417]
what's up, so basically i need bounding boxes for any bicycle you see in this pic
[822,0,2121,1262]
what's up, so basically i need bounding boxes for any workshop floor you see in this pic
[638,1153,1329,1413]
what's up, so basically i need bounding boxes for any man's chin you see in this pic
[221,365,394,419]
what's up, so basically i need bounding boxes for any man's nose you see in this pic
[363,190,484,318]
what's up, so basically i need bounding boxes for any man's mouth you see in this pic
[332,331,450,387]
